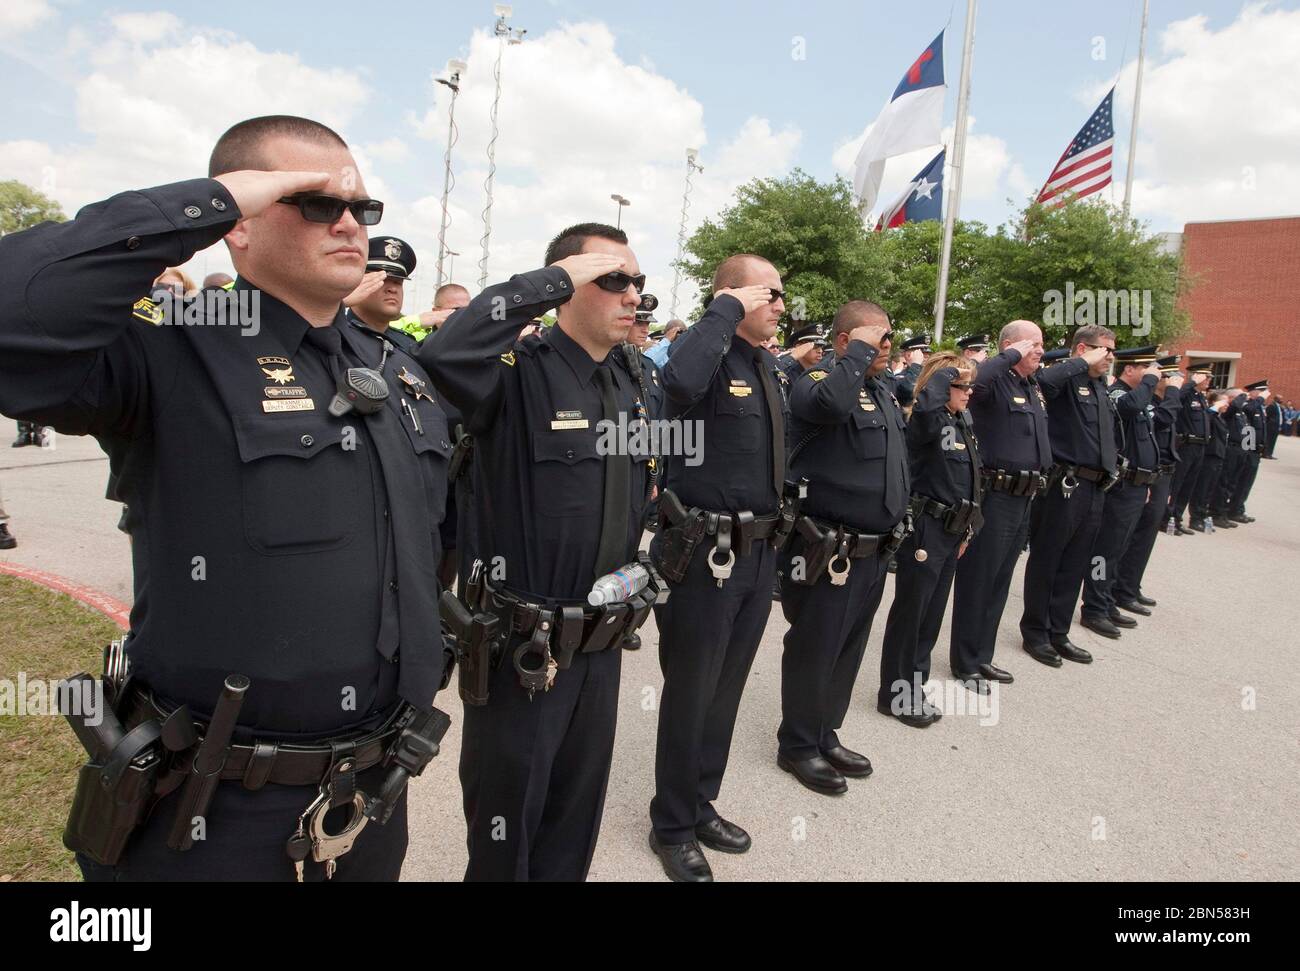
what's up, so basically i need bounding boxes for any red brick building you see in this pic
[1167,216,1300,404]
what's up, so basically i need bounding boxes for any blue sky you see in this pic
[2,0,1295,310]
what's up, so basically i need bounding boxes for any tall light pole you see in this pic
[670,148,703,319]
[446,249,460,284]
[435,58,467,289]
[610,193,630,229]
[1122,0,1150,221]
[478,3,526,289]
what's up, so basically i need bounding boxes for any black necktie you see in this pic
[870,380,906,519]
[1096,377,1117,472]
[593,366,631,578]
[754,359,786,500]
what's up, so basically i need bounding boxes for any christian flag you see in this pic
[852,30,946,215]
[875,149,945,231]
[1037,87,1115,208]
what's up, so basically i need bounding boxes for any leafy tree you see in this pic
[0,181,66,236]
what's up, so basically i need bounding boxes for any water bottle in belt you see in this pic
[588,562,651,606]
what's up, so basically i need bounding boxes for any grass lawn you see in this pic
[0,574,123,881]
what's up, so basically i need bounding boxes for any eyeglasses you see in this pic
[767,288,785,303]
[277,194,384,226]
[1082,343,1114,352]
[950,382,973,390]
[593,271,647,294]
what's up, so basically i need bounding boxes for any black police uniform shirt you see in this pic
[1225,394,1250,450]
[1109,374,1161,472]
[908,366,981,506]
[345,308,419,356]
[0,180,451,735]
[639,348,667,420]
[419,268,650,603]
[967,347,1052,474]
[1177,385,1211,440]
[1152,386,1182,466]
[1038,355,1119,473]
[1244,397,1267,444]
[788,340,909,534]
[659,295,782,516]
[1208,408,1229,458]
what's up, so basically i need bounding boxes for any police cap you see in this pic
[367,236,417,279]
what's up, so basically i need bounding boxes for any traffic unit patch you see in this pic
[132,297,163,325]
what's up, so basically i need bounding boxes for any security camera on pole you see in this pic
[478,4,526,290]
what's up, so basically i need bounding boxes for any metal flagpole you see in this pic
[1122,0,1149,221]
[435,59,466,289]
[933,0,977,345]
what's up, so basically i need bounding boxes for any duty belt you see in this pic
[792,514,912,588]
[1119,466,1161,486]
[807,516,908,558]
[1157,463,1177,476]
[980,468,1047,498]
[123,689,406,792]
[1047,463,1118,499]
[907,495,984,537]
[1177,434,1209,446]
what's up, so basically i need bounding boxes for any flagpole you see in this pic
[933,0,976,345]
[1122,0,1149,220]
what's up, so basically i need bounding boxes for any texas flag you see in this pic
[875,149,945,231]
[852,30,946,216]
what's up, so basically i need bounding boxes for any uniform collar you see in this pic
[546,322,610,387]
[233,276,336,358]
[729,337,763,365]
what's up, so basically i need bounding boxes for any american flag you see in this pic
[1037,87,1115,208]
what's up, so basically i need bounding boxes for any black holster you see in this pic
[653,489,708,584]
[441,573,501,707]
[788,516,839,586]
[448,425,474,482]
[773,478,809,550]
[943,499,983,536]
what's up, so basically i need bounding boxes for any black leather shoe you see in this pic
[952,672,992,694]
[10,433,32,448]
[978,663,1014,683]
[1080,615,1122,639]
[1213,516,1238,529]
[777,753,848,794]
[694,816,751,854]
[1023,642,1064,666]
[1052,639,1093,664]
[1116,600,1151,616]
[1108,611,1138,628]
[1174,525,1195,536]
[1135,593,1157,606]
[621,632,642,651]
[0,524,15,549]
[649,832,713,882]
[820,744,873,778]
[1229,514,1251,524]
[1188,519,1207,532]
[874,699,941,727]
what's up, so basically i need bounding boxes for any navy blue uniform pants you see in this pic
[1169,444,1204,523]
[1021,479,1105,647]
[951,490,1033,673]
[1082,481,1150,621]
[1115,473,1173,605]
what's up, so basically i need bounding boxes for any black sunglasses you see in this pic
[950,382,974,390]
[767,288,785,303]
[593,271,647,294]
[277,194,384,226]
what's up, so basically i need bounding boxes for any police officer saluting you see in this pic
[892,333,929,406]
[949,321,1049,688]
[421,224,657,882]
[0,115,453,880]
[1168,365,1213,533]
[778,302,904,785]
[342,236,422,354]
[1079,347,1165,640]
[649,254,787,881]
[957,333,990,364]
[1019,325,1117,666]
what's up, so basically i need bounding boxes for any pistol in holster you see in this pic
[362,704,453,825]
[441,560,501,707]
[447,424,474,482]
[653,489,708,585]
[788,516,840,587]
[773,478,809,550]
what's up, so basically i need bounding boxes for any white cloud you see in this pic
[404,21,800,311]
[831,115,1026,223]
[0,0,54,34]
[1103,3,1300,226]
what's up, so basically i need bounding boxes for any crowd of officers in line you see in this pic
[0,115,1277,885]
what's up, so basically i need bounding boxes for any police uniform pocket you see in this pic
[712,393,761,454]
[531,429,601,517]
[851,409,887,459]
[232,414,363,556]
[1007,399,1034,436]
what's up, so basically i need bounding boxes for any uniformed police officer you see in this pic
[420,224,655,882]
[957,333,989,364]
[343,236,421,354]
[949,321,1049,687]
[778,324,827,383]
[1018,325,1116,665]
[649,254,785,882]
[879,351,980,724]
[1190,390,1231,531]
[1168,366,1213,533]
[1079,347,1165,640]
[892,333,930,406]
[0,114,452,880]
[628,297,667,420]
[776,302,901,788]
[1227,380,1268,522]
[1214,388,1251,528]
[1112,355,1185,615]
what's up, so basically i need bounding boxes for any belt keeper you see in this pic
[554,606,585,670]
[715,515,733,556]
[734,510,755,548]
[241,742,278,791]
[327,741,358,808]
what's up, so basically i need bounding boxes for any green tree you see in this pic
[0,180,66,236]
[680,169,891,328]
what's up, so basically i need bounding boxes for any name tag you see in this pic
[263,398,316,413]
[1077,387,1091,397]
[728,385,754,397]
[952,442,967,450]
[551,419,589,430]
[1013,396,1026,404]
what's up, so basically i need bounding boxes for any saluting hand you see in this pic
[1143,362,1163,379]
[1008,339,1038,359]
[419,307,458,329]
[849,323,891,350]
[212,170,331,219]
[343,271,387,308]
[1081,346,1111,368]
[1166,373,1186,389]
[554,253,627,288]
[714,285,774,315]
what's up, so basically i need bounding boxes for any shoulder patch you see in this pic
[499,351,516,367]
[132,297,164,326]
[808,370,828,382]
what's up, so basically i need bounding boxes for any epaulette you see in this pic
[131,297,164,326]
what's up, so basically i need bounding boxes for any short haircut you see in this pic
[712,254,776,292]
[831,300,890,339]
[209,115,348,178]
[998,320,1040,345]
[434,283,470,307]
[1071,323,1116,348]
[544,223,627,267]
[915,351,974,396]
